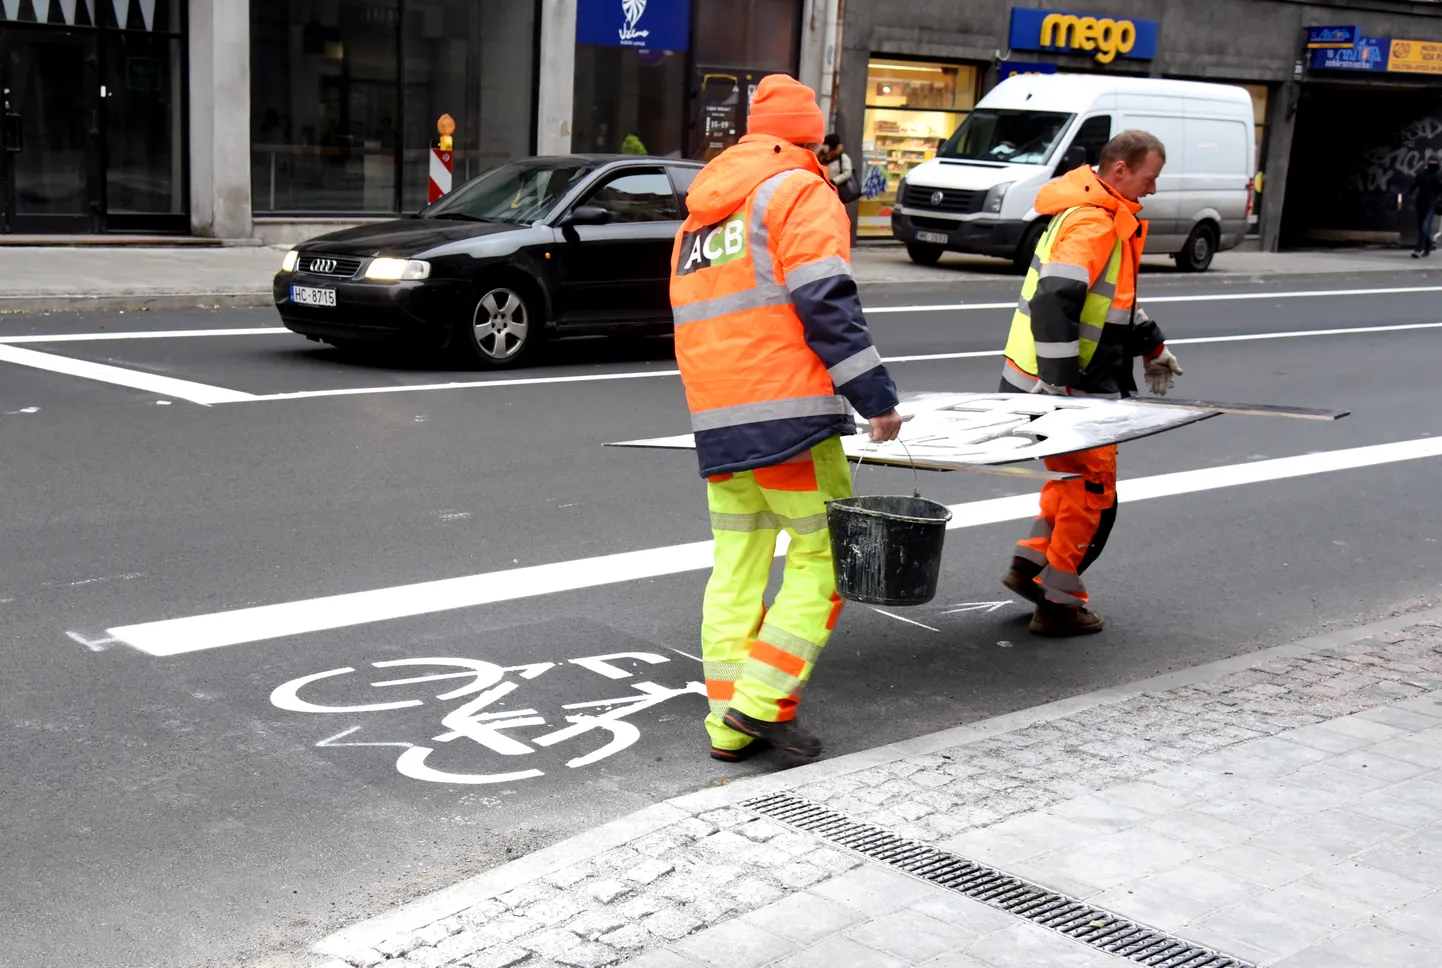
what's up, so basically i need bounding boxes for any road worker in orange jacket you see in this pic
[670,75,903,762]
[999,130,1184,637]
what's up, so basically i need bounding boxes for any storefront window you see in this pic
[693,0,798,73]
[572,47,687,158]
[251,0,535,216]
[860,60,978,237]
[104,31,185,215]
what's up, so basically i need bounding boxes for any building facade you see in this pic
[834,0,1442,249]
[3,0,1439,249]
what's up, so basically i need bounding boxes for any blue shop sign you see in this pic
[1310,36,1389,71]
[1008,8,1159,64]
[1307,25,1362,49]
[1000,61,1059,80]
[576,0,690,51]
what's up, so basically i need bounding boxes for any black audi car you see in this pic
[274,155,703,368]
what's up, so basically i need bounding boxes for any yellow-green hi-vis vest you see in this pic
[1004,206,1125,380]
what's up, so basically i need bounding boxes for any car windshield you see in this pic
[422,162,597,224]
[939,110,1074,165]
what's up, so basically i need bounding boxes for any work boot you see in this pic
[722,709,822,758]
[1029,600,1106,637]
[710,739,769,763]
[1001,556,1046,606]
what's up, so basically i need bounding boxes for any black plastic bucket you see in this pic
[826,495,953,606]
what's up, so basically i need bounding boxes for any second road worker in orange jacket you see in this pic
[1000,129,1185,637]
[670,75,902,763]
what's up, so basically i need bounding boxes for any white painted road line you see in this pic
[230,320,1438,396]
[0,327,288,344]
[108,435,1442,655]
[0,345,257,405]
[865,284,1442,314]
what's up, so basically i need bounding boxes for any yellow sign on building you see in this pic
[1389,39,1442,74]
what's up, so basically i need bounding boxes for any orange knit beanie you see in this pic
[746,75,826,146]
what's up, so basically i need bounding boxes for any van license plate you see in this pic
[915,230,949,245]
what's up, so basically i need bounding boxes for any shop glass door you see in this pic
[0,28,101,233]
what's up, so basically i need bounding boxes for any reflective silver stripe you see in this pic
[1134,306,1152,325]
[710,509,828,534]
[1027,517,1054,540]
[751,169,807,288]
[710,510,780,532]
[1034,340,1080,359]
[1039,262,1091,285]
[672,284,791,326]
[744,658,803,693]
[1030,254,1043,275]
[1091,278,1117,299]
[828,345,883,386]
[1014,545,1048,567]
[758,623,823,665]
[1001,365,1037,391]
[703,661,744,682]
[1105,307,1132,325]
[691,395,848,432]
[1079,322,1104,343]
[1016,297,1031,318]
[786,256,853,291]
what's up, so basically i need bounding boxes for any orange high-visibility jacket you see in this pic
[1004,165,1166,397]
[670,136,898,477]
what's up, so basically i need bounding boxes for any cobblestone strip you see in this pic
[315,621,1442,968]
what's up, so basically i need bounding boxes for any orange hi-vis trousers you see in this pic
[701,436,852,752]
[1015,445,1118,606]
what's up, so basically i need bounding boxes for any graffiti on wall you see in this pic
[1348,116,1442,195]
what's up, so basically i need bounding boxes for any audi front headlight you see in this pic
[365,258,431,281]
[281,249,299,272]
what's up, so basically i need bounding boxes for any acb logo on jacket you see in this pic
[676,213,748,276]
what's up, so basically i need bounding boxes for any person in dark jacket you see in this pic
[1408,158,1442,258]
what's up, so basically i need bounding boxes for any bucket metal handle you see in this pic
[851,435,921,499]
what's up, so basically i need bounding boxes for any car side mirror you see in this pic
[1057,145,1088,174]
[564,205,612,227]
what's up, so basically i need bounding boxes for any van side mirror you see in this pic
[1057,145,1088,174]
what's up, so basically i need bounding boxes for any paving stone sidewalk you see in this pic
[313,613,1442,968]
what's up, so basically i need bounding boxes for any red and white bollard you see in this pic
[428,148,453,203]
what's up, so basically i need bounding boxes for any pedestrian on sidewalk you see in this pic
[1406,157,1441,258]
[819,133,860,243]
[669,74,902,763]
[999,130,1184,637]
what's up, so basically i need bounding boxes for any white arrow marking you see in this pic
[315,726,413,750]
[942,601,1015,615]
[870,608,940,633]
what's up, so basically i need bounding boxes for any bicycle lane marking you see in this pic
[269,650,704,786]
[107,434,1442,656]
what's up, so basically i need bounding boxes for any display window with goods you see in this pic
[860,60,979,238]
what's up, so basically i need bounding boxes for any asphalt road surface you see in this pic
[3,268,1441,968]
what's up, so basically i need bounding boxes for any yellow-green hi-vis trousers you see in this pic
[701,436,852,751]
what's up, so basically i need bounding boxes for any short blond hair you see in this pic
[1100,130,1166,170]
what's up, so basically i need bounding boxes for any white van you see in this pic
[892,74,1255,272]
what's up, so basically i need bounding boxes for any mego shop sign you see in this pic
[1008,8,1160,64]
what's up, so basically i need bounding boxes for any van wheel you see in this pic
[906,243,944,267]
[1012,220,1049,275]
[1176,223,1218,272]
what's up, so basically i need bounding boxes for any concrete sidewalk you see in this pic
[309,607,1442,968]
[0,243,1436,314]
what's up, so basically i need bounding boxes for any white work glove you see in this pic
[1028,380,1071,396]
[1143,349,1183,397]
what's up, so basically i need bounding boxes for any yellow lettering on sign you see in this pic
[1040,12,1137,64]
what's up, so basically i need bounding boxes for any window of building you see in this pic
[572,47,687,158]
[250,0,536,216]
[693,0,799,72]
[860,59,979,237]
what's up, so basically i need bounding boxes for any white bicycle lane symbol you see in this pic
[269,653,705,785]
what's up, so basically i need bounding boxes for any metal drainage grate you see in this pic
[744,793,1256,968]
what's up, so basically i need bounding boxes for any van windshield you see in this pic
[940,110,1074,165]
